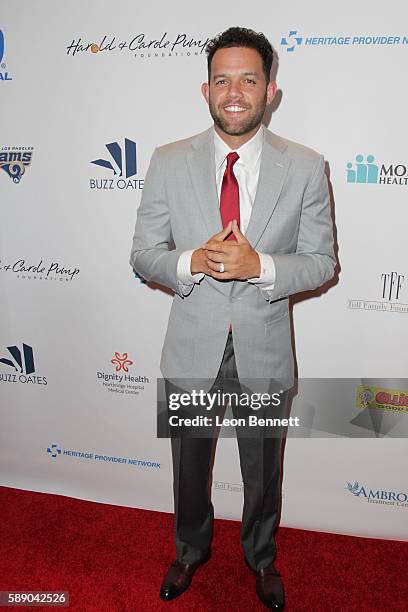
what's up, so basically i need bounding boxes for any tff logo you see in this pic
[381,272,404,301]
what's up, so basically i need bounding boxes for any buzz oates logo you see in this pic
[346,155,408,186]
[90,138,144,191]
[0,343,47,385]
[348,271,408,314]
[0,257,80,282]
[346,481,408,509]
[66,32,210,60]
[96,351,150,396]
[0,146,33,183]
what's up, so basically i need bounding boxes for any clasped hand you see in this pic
[191,220,260,280]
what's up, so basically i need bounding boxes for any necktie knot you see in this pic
[226,151,239,169]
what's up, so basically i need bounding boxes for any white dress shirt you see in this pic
[177,124,276,290]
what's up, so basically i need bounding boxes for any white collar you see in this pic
[213,124,264,173]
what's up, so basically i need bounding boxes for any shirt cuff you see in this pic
[177,249,205,285]
[247,252,276,290]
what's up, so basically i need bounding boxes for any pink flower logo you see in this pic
[111,352,133,372]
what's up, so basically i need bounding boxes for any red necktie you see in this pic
[220,152,240,240]
[220,152,240,332]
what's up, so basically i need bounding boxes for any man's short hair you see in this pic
[205,26,273,83]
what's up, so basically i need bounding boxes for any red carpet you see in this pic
[0,486,407,611]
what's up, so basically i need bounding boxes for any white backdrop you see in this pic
[1,0,408,541]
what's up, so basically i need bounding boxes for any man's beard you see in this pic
[208,93,267,136]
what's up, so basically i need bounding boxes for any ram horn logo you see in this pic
[91,138,137,178]
[0,343,35,374]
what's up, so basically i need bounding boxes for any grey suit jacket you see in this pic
[129,126,335,391]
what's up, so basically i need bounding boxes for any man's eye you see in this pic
[245,79,256,84]
[215,79,226,85]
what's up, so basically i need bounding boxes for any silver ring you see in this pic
[219,262,225,273]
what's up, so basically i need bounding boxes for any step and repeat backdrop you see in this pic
[1,1,407,541]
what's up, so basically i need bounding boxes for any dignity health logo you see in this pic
[346,154,408,186]
[46,442,161,469]
[346,481,408,508]
[281,29,408,52]
[0,29,12,81]
[90,138,144,190]
[96,351,149,397]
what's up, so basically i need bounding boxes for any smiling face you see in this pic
[201,46,276,147]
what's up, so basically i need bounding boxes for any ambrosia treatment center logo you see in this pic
[66,32,210,59]
[346,481,408,509]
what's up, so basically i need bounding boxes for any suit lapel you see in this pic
[244,128,290,248]
[186,129,222,237]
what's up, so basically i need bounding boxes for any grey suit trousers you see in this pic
[168,332,288,571]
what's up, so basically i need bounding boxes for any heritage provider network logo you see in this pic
[281,29,408,53]
[46,442,160,469]
[346,155,408,186]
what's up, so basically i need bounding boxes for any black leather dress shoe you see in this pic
[245,557,285,610]
[159,554,210,601]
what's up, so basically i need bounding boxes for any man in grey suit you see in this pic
[130,27,335,610]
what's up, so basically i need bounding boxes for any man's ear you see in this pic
[201,82,209,104]
[266,80,277,106]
